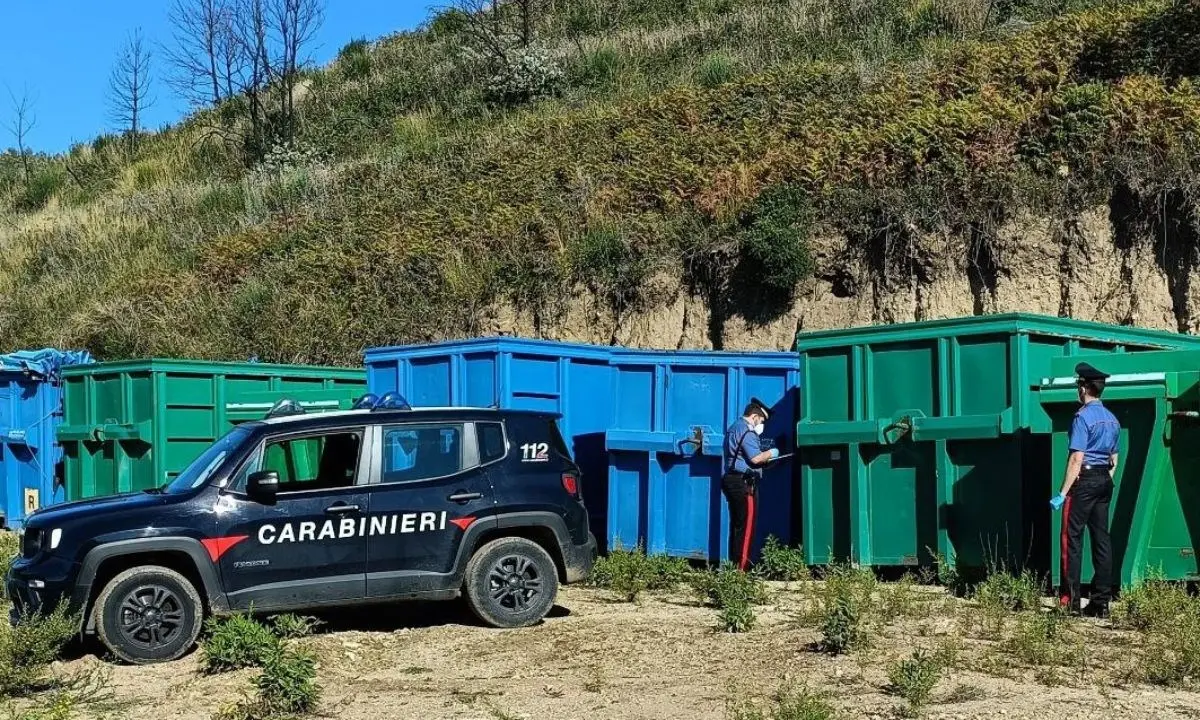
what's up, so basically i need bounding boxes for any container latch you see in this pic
[882,416,914,444]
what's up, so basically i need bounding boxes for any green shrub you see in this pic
[200,614,281,674]
[572,45,623,90]
[0,532,19,584]
[570,226,649,308]
[727,683,839,720]
[735,184,816,295]
[887,649,941,716]
[485,48,564,106]
[813,564,876,654]
[717,601,756,633]
[268,614,320,640]
[338,38,372,81]
[0,604,80,697]
[692,563,769,608]
[973,568,1040,614]
[1112,571,1192,633]
[1002,608,1074,667]
[255,646,321,716]
[14,167,66,212]
[697,51,738,88]
[753,536,809,582]
[216,645,321,720]
[590,545,686,601]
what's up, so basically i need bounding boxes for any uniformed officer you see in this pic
[722,398,781,571]
[1051,362,1120,617]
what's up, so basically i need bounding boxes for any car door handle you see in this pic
[448,491,483,503]
[324,503,360,514]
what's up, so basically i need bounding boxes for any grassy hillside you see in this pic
[1,0,1198,364]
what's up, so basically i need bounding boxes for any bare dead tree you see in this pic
[267,0,324,141]
[163,0,240,106]
[3,86,36,182]
[108,28,155,154]
[447,0,541,66]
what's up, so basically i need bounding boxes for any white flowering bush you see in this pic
[485,47,564,106]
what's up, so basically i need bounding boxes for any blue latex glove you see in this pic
[769,448,780,459]
[1049,493,1066,511]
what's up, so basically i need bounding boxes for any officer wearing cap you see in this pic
[1050,362,1120,617]
[722,397,780,571]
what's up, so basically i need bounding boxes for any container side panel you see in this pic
[607,451,648,552]
[463,354,498,407]
[666,367,726,440]
[366,361,397,397]
[165,408,219,441]
[956,337,1011,417]
[565,360,614,548]
[275,376,331,392]
[871,343,937,419]
[865,443,936,566]
[660,454,724,560]
[801,447,850,564]
[409,357,454,407]
[223,376,278,398]
[167,375,216,407]
[614,366,655,431]
[803,350,852,422]
[510,354,559,402]
[1159,423,1200,579]
[93,375,127,424]
[946,439,1024,570]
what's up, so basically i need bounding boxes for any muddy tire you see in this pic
[464,537,559,628]
[94,566,203,664]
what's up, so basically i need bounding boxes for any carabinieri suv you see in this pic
[7,401,597,663]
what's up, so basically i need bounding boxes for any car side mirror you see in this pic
[247,470,279,501]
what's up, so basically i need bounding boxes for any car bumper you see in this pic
[6,574,74,625]
[562,532,598,584]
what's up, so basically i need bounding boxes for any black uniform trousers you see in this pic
[721,471,758,571]
[1061,468,1114,608]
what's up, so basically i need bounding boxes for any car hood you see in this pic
[24,491,181,527]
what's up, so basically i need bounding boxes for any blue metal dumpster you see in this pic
[364,338,800,563]
[0,350,94,527]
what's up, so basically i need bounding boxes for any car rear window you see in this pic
[478,422,507,463]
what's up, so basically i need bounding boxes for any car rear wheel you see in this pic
[93,566,203,664]
[464,537,559,628]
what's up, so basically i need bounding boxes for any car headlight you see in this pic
[49,529,61,551]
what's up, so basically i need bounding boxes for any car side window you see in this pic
[234,431,363,494]
[478,422,506,463]
[382,423,466,483]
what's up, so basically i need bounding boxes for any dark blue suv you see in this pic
[7,405,596,664]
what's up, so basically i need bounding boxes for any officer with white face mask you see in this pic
[721,398,779,571]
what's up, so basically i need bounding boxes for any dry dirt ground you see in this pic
[47,583,1200,720]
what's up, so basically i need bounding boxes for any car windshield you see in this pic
[159,426,253,495]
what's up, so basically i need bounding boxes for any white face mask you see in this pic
[753,423,765,436]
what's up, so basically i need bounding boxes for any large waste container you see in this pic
[0,350,94,527]
[364,338,800,562]
[795,313,1200,577]
[59,359,366,500]
[1038,349,1200,589]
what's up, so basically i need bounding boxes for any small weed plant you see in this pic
[726,682,838,720]
[974,567,1040,614]
[201,614,281,674]
[692,564,767,633]
[811,564,875,654]
[1142,602,1200,687]
[887,649,941,717]
[268,614,320,640]
[590,544,689,602]
[1112,570,1191,633]
[754,536,809,583]
[0,604,79,698]
[1002,608,1071,667]
[214,644,321,719]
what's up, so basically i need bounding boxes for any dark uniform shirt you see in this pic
[724,417,762,476]
[1068,399,1119,467]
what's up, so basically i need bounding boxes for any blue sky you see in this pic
[0,1,439,153]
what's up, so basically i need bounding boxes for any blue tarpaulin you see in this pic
[0,349,94,383]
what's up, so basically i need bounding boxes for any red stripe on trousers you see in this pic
[740,495,756,571]
[1060,495,1073,605]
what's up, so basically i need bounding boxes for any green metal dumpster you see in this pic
[58,360,366,500]
[795,313,1200,577]
[1039,349,1200,589]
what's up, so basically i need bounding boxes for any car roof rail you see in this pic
[265,398,307,419]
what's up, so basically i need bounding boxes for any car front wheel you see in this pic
[463,537,559,628]
[93,566,203,664]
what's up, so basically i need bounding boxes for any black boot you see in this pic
[1083,600,1110,619]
